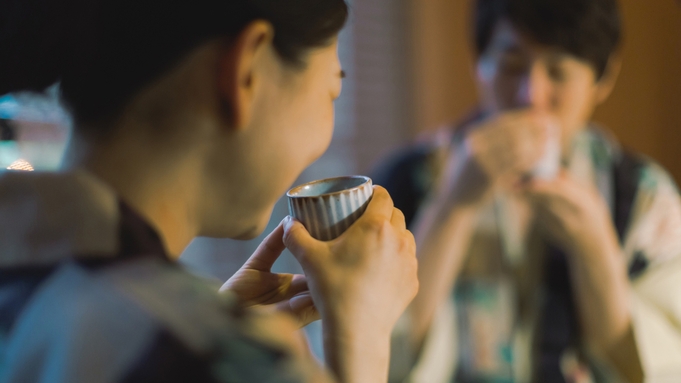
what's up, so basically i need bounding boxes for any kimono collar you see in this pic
[0,170,169,267]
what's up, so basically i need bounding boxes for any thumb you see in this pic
[244,219,287,271]
[282,216,323,267]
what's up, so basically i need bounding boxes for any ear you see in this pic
[217,21,275,131]
[594,54,622,105]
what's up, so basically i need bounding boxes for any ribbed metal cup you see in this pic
[287,176,373,241]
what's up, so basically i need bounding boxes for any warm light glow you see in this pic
[7,159,34,171]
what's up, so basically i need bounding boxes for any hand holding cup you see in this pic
[437,110,560,208]
[284,183,418,346]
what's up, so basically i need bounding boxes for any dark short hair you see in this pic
[474,0,622,79]
[0,0,348,125]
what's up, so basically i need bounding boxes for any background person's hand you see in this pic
[221,220,320,328]
[283,186,418,340]
[524,171,618,256]
[436,109,555,208]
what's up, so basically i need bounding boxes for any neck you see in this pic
[62,128,203,259]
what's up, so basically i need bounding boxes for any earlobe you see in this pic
[595,55,622,105]
[217,21,274,131]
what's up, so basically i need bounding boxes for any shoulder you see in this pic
[370,120,480,228]
[371,142,436,187]
[1,259,313,383]
[588,126,678,195]
[633,157,678,195]
[370,139,440,228]
[612,145,679,206]
[584,127,681,271]
[371,111,484,191]
[613,151,681,269]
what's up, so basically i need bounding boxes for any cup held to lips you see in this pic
[287,176,373,241]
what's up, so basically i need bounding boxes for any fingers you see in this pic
[504,118,549,174]
[524,174,583,220]
[289,293,321,326]
[244,219,287,271]
[523,178,562,210]
[276,292,321,328]
[256,274,311,305]
[533,207,565,240]
[472,110,555,178]
[286,274,312,300]
[525,178,557,196]
[403,229,417,258]
[524,171,571,198]
[391,208,407,231]
[283,216,323,267]
[363,186,395,221]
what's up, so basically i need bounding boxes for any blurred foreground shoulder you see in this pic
[0,258,325,383]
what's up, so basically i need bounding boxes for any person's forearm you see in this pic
[407,199,479,349]
[567,228,643,381]
[322,319,391,383]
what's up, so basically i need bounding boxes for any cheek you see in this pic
[553,82,598,136]
[318,101,335,152]
[274,91,334,183]
[300,115,333,171]
[300,91,335,161]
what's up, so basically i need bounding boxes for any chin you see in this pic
[232,225,265,240]
[199,213,271,240]
[233,208,274,240]
[200,221,266,241]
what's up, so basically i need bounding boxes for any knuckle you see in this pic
[362,216,390,233]
[410,246,419,266]
[371,186,395,208]
[372,185,389,201]
[402,265,419,299]
[393,208,406,223]
[403,231,416,253]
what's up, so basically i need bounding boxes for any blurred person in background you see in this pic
[0,0,418,382]
[374,0,681,381]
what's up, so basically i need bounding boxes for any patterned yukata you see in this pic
[0,171,329,383]
[375,120,681,383]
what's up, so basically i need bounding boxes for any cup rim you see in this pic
[286,175,372,198]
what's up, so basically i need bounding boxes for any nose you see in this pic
[517,63,552,110]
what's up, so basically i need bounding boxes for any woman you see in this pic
[0,1,418,382]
